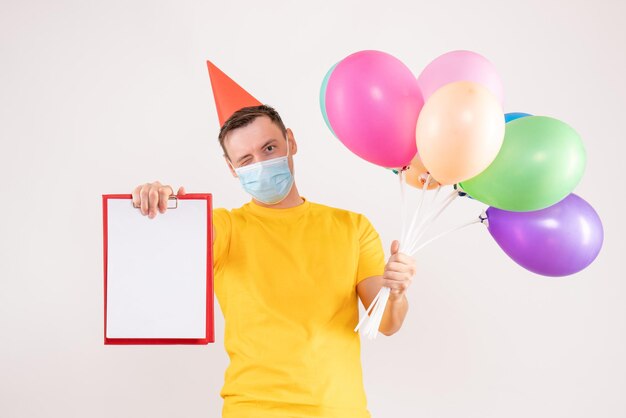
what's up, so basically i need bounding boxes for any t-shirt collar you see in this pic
[245,196,311,218]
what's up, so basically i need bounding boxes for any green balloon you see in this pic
[459,116,586,211]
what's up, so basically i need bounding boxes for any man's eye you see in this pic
[266,145,276,152]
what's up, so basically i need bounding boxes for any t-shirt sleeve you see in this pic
[212,208,232,272]
[355,214,386,286]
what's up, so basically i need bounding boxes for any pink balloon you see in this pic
[325,50,424,168]
[417,50,504,106]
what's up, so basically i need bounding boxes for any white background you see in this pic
[1,0,624,417]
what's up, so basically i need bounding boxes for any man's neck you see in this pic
[252,183,303,209]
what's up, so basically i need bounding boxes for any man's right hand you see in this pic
[132,181,186,219]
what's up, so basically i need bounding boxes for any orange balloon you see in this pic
[405,153,441,189]
[415,81,505,185]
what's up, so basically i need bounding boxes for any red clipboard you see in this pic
[102,193,214,345]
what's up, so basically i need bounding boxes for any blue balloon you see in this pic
[320,61,340,137]
[505,112,532,123]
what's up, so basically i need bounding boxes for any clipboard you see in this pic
[102,193,214,345]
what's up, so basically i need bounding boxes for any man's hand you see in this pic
[131,181,186,219]
[383,240,417,302]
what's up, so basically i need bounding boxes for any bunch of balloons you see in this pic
[320,49,603,338]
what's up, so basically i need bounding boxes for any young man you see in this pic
[131,63,416,418]
[132,105,415,417]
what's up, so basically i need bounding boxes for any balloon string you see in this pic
[357,187,472,339]
[431,183,442,207]
[361,171,430,337]
[368,287,390,339]
[409,217,482,256]
[363,287,390,339]
[358,170,409,336]
[401,174,432,251]
[405,194,458,255]
[399,170,408,249]
[358,180,462,339]
[359,175,436,339]
[405,190,459,254]
[354,286,383,332]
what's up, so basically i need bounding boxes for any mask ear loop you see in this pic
[225,155,237,174]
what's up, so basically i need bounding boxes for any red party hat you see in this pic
[206,60,262,126]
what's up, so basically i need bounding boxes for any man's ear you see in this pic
[224,155,237,178]
[286,128,297,156]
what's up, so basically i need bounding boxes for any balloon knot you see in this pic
[479,211,489,227]
[454,184,467,197]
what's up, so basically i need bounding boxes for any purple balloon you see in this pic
[487,194,603,277]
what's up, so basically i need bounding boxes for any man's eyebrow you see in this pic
[236,139,278,163]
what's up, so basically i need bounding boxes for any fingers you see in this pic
[388,251,415,267]
[390,239,400,255]
[383,243,416,298]
[148,187,160,218]
[384,269,413,282]
[139,184,150,216]
[132,184,143,210]
[382,274,411,291]
[177,186,186,196]
[158,187,170,214]
[385,261,417,277]
[132,181,177,218]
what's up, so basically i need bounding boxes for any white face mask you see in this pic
[228,138,294,204]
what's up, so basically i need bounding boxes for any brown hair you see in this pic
[218,104,287,160]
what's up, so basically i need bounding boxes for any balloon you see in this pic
[460,116,586,211]
[320,61,339,137]
[505,112,531,123]
[325,50,424,168]
[486,194,603,277]
[417,50,504,105]
[405,153,441,189]
[415,81,505,185]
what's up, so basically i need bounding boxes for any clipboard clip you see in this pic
[132,195,178,210]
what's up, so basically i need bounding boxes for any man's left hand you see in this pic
[383,240,416,302]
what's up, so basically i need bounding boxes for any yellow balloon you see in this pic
[405,153,441,189]
[415,81,505,185]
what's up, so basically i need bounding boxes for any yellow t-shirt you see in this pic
[212,197,385,418]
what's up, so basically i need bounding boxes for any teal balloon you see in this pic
[320,61,340,137]
[460,116,586,212]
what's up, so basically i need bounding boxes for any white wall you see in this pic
[1,0,624,417]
